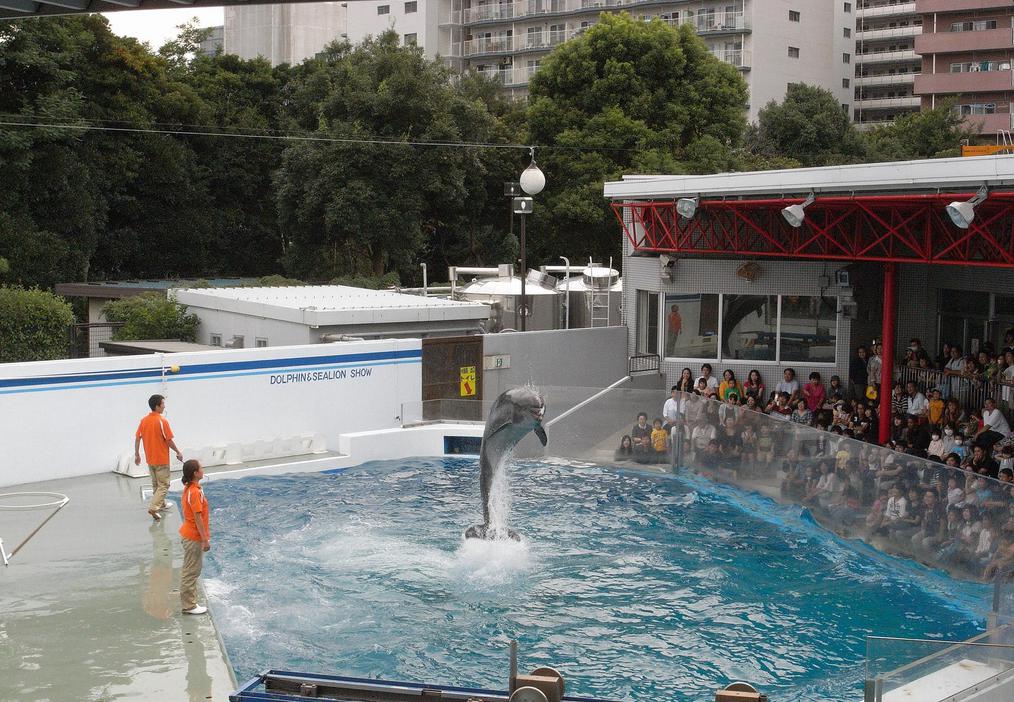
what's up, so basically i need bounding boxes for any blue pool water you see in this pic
[204,458,990,701]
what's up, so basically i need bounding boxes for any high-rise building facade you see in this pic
[854,1,922,128]
[914,0,1014,136]
[226,1,855,122]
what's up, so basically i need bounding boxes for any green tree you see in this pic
[748,83,866,167]
[274,33,525,282]
[0,287,75,363]
[862,101,971,161]
[526,14,748,263]
[102,292,200,341]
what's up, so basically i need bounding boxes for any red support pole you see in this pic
[878,262,897,444]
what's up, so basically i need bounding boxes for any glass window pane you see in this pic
[780,295,837,363]
[722,294,777,361]
[637,290,659,355]
[939,289,989,317]
[664,294,719,358]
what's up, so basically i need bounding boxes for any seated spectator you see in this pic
[946,474,964,509]
[826,375,845,405]
[718,369,742,402]
[866,488,889,531]
[911,490,946,550]
[740,424,758,473]
[952,434,969,462]
[742,369,765,402]
[631,412,652,457]
[905,381,929,420]
[937,506,980,564]
[983,537,1014,580]
[674,368,695,394]
[927,388,945,427]
[927,429,946,460]
[879,486,908,535]
[890,486,924,542]
[969,445,1000,479]
[776,368,800,404]
[803,372,825,413]
[696,363,719,397]
[891,382,907,417]
[890,414,908,445]
[974,398,1010,450]
[975,516,998,569]
[691,420,717,458]
[942,397,966,428]
[614,435,633,462]
[790,399,813,426]
[907,416,931,454]
[767,392,793,420]
[698,439,721,471]
[756,424,775,471]
[718,393,740,426]
[934,508,963,561]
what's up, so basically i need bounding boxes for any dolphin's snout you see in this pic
[530,405,545,421]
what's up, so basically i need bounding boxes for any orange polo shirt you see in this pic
[136,411,173,466]
[179,483,209,542]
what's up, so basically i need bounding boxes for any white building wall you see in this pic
[0,340,422,487]
[747,0,853,120]
[622,231,854,392]
[224,2,346,65]
[187,307,312,348]
[344,0,440,58]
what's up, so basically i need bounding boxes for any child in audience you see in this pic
[651,418,668,463]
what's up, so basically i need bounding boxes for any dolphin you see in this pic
[464,386,547,541]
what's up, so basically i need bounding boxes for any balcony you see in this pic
[710,48,752,69]
[856,72,917,87]
[915,68,1014,94]
[856,49,918,64]
[462,35,517,57]
[854,95,922,110]
[918,0,1014,11]
[855,25,921,42]
[857,2,917,19]
[915,26,1014,54]
[440,10,462,25]
[462,3,515,24]
[473,64,540,87]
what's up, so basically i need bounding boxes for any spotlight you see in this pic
[946,185,988,230]
[781,192,815,228]
[676,196,699,219]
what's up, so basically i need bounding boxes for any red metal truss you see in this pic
[612,191,1014,268]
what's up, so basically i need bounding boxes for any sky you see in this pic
[103,7,223,51]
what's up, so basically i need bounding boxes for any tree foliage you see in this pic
[102,292,200,341]
[862,101,972,161]
[525,13,748,263]
[749,83,866,167]
[0,287,74,363]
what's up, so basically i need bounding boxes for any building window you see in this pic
[843,27,851,38]
[210,334,222,347]
[951,20,997,32]
[378,4,390,14]
[789,10,800,22]
[722,295,777,362]
[664,294,720,359]
[404,1,417,12]
[637,290,659,355]
[842,78,850,88]
[788,46,800,58]
[951,60,1009,73]
[955,103,997,116]
[404,33,417,45]
[843,2,851,12]
[843,53,851,64]
[256,338,268,348]
[779,296,838,363]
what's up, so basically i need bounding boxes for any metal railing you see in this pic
[894,364,1014,423]
[69,322,124,358]
[627,353,660,376]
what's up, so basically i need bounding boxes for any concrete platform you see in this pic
[0,470,236,702]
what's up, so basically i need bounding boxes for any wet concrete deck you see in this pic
[0,470,236,702]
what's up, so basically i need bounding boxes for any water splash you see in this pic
[484,448,514,539]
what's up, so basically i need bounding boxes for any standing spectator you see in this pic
[975,398,1010,450]
[742,369,765,402]
[850,345,869,401]
[665,304,683,356]
[803,372,826,413]
[928,388,945,427]
[935,342,953,371]
[696,364,719,397]
[662,386,681,432]
[651,419,668,462]
[905,381,929,420]
[1000,351,1014,404]
[718,369,742,401]
[908,338,929,364]
[776,368,800,404]
[134,394,184,522]
[867,343,884,397]
[179,459,210,615]
[944,346,965,399]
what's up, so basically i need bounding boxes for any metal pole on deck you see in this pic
[878,263,897,444]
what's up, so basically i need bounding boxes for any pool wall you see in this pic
[0,339,422,487]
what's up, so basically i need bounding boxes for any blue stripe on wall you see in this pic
[0,349,421,392]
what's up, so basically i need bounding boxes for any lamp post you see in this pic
[516,148,545,331]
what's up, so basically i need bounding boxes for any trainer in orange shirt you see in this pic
[135,394,183,521]
[179,459,210,615]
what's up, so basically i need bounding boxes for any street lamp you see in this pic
[516,148,545,331]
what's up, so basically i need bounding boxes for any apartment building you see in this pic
[224,2,346,66]
[914,0,1014,136]
[854,1,923,127]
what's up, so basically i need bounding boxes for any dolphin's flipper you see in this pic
[486,421,513,439]
[534,426,547,446]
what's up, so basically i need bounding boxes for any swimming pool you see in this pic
[204,457,989,702]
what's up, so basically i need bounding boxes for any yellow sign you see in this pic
[962,144,1014,157]
[460,366,476,397]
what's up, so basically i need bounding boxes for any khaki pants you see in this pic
[180,537,204,611]
[148,464,170,512]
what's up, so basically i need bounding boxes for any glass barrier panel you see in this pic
[865,634,1014,702]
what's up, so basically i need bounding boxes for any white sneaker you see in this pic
[182,604,208,615]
